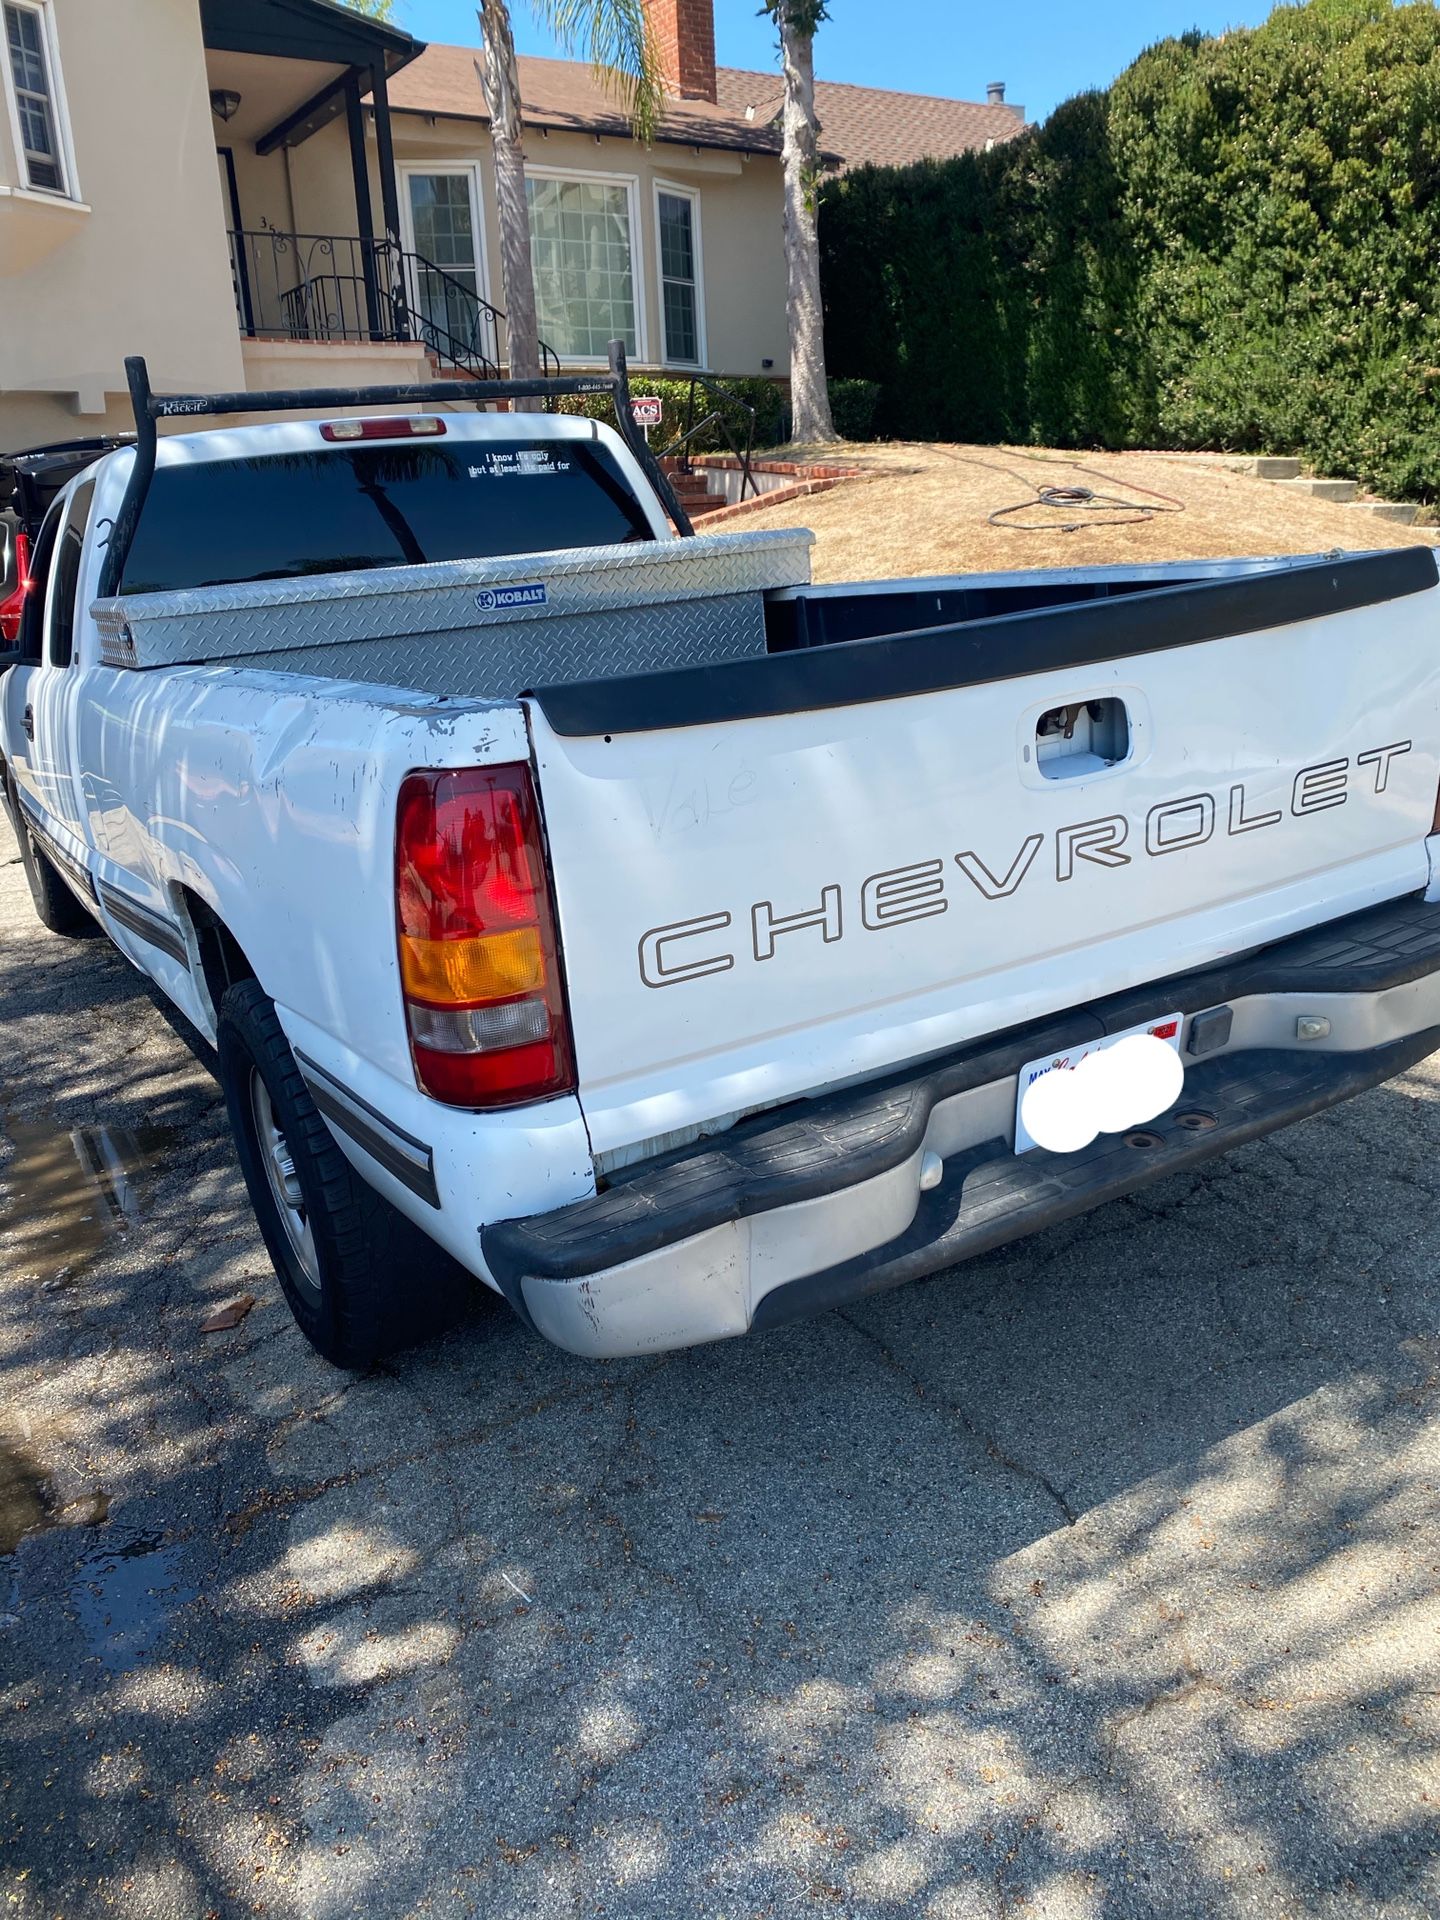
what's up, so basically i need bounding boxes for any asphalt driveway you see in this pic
[1,840,1437,1920]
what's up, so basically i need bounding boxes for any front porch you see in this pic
[223,226,528,382]
[199,0,535,386]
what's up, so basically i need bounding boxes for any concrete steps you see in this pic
[1246,462,1426,525]
[1348,500,1420,526]
[1229,455,1302,480]
[1271,476,1359,503]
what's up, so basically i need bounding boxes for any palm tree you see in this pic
[768,0,836,443]
[474,0,661,384]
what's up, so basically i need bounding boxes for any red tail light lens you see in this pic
[0,530,32,643]
[395,764,575,1108]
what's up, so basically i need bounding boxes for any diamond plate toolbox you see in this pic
[90,529,814,699]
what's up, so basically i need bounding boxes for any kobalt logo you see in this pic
[476,582,547,612]
[636,739,1414,988]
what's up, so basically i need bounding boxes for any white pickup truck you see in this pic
[5,351,1440,1368]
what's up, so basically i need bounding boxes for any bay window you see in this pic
[526,172,641,362]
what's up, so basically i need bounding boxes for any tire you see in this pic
[217,978,469,1367]
[9,787,94,937]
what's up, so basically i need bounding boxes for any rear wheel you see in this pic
[8,785,93,937]
[217,978,470,1367]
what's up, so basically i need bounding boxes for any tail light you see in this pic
[395,764,575,1108]
[0,530,32,643]
[320,416,446,441]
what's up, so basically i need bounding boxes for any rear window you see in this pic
[118,438,655,595]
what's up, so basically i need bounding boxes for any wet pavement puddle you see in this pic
[1,1438,109,1557]
[1,1440,190,1668]
[1,1104,195,1664]
[0,1104,179,1284]
[0,1439,52,1556]
[69,1529,197,1673]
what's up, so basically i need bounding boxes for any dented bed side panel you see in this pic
[67,661,597,1272]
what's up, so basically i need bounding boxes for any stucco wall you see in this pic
[0,0,244,440]
[284,111,791,379]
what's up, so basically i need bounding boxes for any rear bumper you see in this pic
[483,895,1440,1357]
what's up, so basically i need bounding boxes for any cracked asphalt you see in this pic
[1,838,1438,1920]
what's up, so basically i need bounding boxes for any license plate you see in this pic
[1014,1012,1184,1154]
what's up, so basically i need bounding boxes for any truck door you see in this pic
[23,478,93,840]
[0,494,61,809]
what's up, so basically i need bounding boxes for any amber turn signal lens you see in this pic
[399,925,545,1006]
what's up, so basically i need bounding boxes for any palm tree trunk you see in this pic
[475,0,540,390]
[777,11,836,444]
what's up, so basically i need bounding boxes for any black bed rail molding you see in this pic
[95,339,692,599]
[227,230,560,385]
[659,371,759,501]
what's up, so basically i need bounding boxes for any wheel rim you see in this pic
[248,1069,322,1303]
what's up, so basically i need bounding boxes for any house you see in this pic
[381,31,789,383]
[0,0,789,448]
[714,69,1026,173]
[0,0,1019,449]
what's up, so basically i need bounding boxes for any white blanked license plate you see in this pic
[1014,1013,1184,1154]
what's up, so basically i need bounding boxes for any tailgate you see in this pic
[528,550,1440,1159]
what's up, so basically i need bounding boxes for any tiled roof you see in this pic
[714,67,1027,172]
[386,44,782,156]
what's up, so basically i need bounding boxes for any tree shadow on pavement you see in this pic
[0,850,1436,1919]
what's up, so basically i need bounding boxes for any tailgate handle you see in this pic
[1034,697,1129,778]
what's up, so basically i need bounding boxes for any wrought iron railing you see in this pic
[227,230,558,383]
[658,372,759,501]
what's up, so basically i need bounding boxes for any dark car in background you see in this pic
[1,437,134,652]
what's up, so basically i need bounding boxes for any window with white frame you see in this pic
[656,186,703,367]
[526,174,639,361]
[4,1,67,194]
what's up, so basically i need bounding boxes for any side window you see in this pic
[16,496,60,664]
[46,479,92,669]
[3,2,72,196]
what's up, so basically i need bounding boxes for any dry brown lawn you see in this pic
[736,442,1439,582]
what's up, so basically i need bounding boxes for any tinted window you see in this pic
[119,440,654,595]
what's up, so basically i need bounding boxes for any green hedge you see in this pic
[553,376,784,453]
[553,373,882,451]
[821,0,1440,499]
[825,377,883,442]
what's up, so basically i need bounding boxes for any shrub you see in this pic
[825,377,882,442]
[553,375,784,455]
[819,0,1440,498]
[553,372,883,452]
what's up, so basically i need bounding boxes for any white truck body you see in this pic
[6,385,1440,1364]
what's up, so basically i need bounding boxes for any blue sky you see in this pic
[385,2,1280,124]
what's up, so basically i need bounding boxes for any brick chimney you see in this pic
[648,0,716,104]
